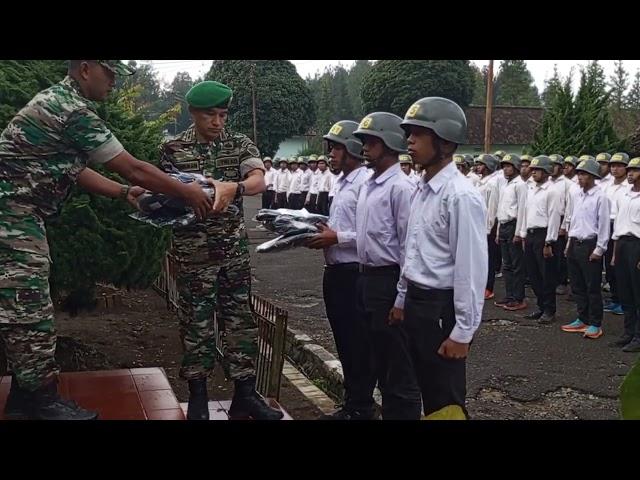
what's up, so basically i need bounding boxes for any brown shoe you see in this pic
[504,300,528,311]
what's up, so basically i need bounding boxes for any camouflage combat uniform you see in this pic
[160,125,264,381]
[0,76,124,391]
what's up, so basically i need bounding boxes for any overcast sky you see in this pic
[129,60,640,95]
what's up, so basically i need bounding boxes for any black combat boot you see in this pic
[30,380,98,420]
[187,378,210,420]
[228,376,284,420]
[3,374,31,419]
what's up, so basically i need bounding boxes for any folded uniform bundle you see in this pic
[254,207,327,253]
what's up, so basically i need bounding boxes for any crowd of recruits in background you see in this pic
[455,150,640,353]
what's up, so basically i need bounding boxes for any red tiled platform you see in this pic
[0,368,290,420]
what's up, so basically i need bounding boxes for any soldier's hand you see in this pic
[126,186,146,211]
[513,235,522,244]
[559,228,567,237]
[589,252,602,262]
[437,338,470,360]
[543,245,554,259]
[388,307,404,325]
[610,256,616,267]
[183,181,213,220]
[495,236,500,245]
[212,181,238,214]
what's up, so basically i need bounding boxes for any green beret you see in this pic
[186,81,233,109]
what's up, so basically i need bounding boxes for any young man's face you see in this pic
[400,163,413,175]
[598,162,610,178]
[309,162,317,172]
[405,125,450,168]
[610,163,627,179]
[552,164,563,177]
[318,162,327,172]
[531,168,546,183]
[456,163,467,175]
[264,162,272,170]
[280,162,288,170]
[627,168,640,184]
[563,163,575,177]
[300,164,308,171]
[502,164,516,178]
[361,135,386,169]
[290,163,298,172]
[328,142,349,172]
[578,171,595,189]
[477,164,489,176]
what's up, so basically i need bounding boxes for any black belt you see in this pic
[325,262,359,271]
[407,282,454,300]
[570,237,597,245]
[500,219,516,225]
[358,264,400,274]
[618,235,640,242]
[527,227,547,234]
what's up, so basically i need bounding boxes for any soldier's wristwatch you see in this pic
[234,182,245,200]
[120,185,131,200]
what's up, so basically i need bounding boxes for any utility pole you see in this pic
[484,60,494,153]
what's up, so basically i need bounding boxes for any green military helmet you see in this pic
[463,154,475,168]
[610,152,630,165]
[576,158,602,179]
[549,154,565,166]
[354,112,407,153]
[453,154,466,165]
[308,154,318,162]
[317,155,328,165]
[494,150,508,160]
[520,154,533,163]
[628,157,640,170]
[501,153,522,171]
[263,156,272,163]
[278,157,288,166]
[476,154,499,173]
[580,154,596,163]
[400,97,467,145]
[529,155,553,174]
[564,155,579,166]
[298,156,308,165]
[288,157,298,165]
[595,153,611,164]
[399,154,413,164]
[323,120,364,159]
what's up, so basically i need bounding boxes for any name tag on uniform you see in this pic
[174,160,201,171]
[216,157,240,168]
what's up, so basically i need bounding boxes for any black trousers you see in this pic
[615,236,640,339]
[556,231,569,286]
[288,193,302,210]
[275,192,288,209]
[567,238,604,327]
[307,193,318,214]
[486,225,498,292]
[524,228,558,315]
[323,264,375,412]
[262,190,275,209]
[300,191,309,210]
[498,220,525,302]
[317,192,330,216]
[357,266,421,420]
[404,284,467,417]
[604,221,619,303]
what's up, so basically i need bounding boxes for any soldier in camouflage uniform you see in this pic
[159,80,283,420]
[0,60,214,420]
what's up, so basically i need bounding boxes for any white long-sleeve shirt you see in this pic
[328,172,341,198]
[264,168,276,191]
[519,178,562,243]
[324,167,369,265]
[300,169,313,192]
[318,170,332,193]
[613,189,640,240]
[466,171,481,188]
[275,169,291,193]
[398,161,487,344]
[356,164,415,307]
[567,185,611,256]
[561,180,583,231]
[477,171,501,233]
[604,179,630,221]
[496,176,527,237]
[308,169,321,200]
[549,175,570,216]
[288,169,302,195]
